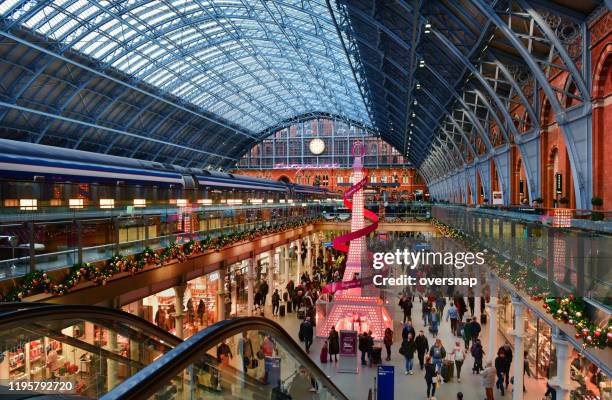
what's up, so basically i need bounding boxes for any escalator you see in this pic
[0,305,348,399]
[102,316,348,400]
[0,303,180,399]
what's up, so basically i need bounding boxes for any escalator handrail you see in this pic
[0,303,181,347]
[102,316,350,400]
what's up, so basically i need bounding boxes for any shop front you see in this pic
[122,270,219,339]
[497,290,610,399]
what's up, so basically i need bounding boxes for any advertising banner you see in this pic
[338,330,358,373]
[264,357,281,386]
[321,279,361,294]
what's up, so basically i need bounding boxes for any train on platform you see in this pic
[0,138,330,207]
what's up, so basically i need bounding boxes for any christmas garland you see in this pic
[432,218,611,349]
[543,295,612,349]
[1,217,319,302]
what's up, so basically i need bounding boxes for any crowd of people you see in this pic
[308,285,540,400]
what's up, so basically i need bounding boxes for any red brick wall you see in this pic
[232,167,427,200]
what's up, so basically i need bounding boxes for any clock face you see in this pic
[309,138,325,155]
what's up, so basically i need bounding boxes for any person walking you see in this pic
[365,331,374,366]
[359,331,368,366]
[470,338,485,373]
[498,342,513,389]
[402,321,416,340]
[260,280,269,306]
[429,307,440,337]
[467,292,475,316]
[435,296,446,317]
[451,341,466,383]
[197,299,205,326]
[400,295,413,323]
[429,338,446,373]
[422,299,431,326]
[424,356,438,399]
[415,330,429,370]
[494,352,507,396]
[254,289,263,312]
[482,360,497,400]
[399,333,416,375]
[299,317,314,353]
[328,326,340,362]
[446,303,459,335]
[238,332,253,375]
[383,327,394,361]
[455,296,467,321]
[272,289,281,316]
[471,316,482,340]
[462,316,473,350]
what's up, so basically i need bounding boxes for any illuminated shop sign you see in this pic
[273,163,340,169]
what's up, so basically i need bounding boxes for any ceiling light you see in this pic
[413,100,418,105]
[419,60,425,68]
[416,83,421,89]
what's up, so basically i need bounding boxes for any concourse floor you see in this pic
[267,297,547,400]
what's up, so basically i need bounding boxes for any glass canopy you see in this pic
[0,0,371,133]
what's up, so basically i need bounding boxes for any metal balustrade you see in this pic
[0,203,321,280]
[432,205,612,308]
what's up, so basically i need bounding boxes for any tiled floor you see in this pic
[269,298,548,400]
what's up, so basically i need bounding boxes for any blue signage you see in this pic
[323,242,333,248]
[264,356,281,386]
[377,365,394,400]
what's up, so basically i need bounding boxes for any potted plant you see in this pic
[591,196,604,221]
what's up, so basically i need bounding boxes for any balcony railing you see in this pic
[432,205,612,308]
[0,203,321,280]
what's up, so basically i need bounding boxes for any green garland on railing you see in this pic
[432,218,611,349]
[1,217,319,301]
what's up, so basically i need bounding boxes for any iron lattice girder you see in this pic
[0,0,371,134]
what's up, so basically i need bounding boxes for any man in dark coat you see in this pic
[299,317,314,352]
[328,326,340,362]
[415,330,429,370]
[271,289,281,316]
[401,321,416,340]
[471,317,482,340]
[359,332,368,365]
[260,281,269,306]
[400,296,413,323]
[497,342,513,388]
[365,331,374,366]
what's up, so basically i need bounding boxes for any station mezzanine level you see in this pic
[0,198,610,397]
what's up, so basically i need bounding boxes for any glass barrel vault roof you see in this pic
[0,0,371,134]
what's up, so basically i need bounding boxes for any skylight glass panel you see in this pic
[23,5,55,30]
[0,0,21,15]
[7,0,371,132]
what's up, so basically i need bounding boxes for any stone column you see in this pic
[512,296,525,400]
[107,330,119,390]
[551,331,573,400]
[217,265,226,323]
[487,278,499,363]
[267,250,275,306]
[296,240,303,283]
[475,296,482,319]
[247,256,255,316]
[283,244,290,288]
[314,238,320,270]
[305,237,312,275]
[173,284,187,339]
